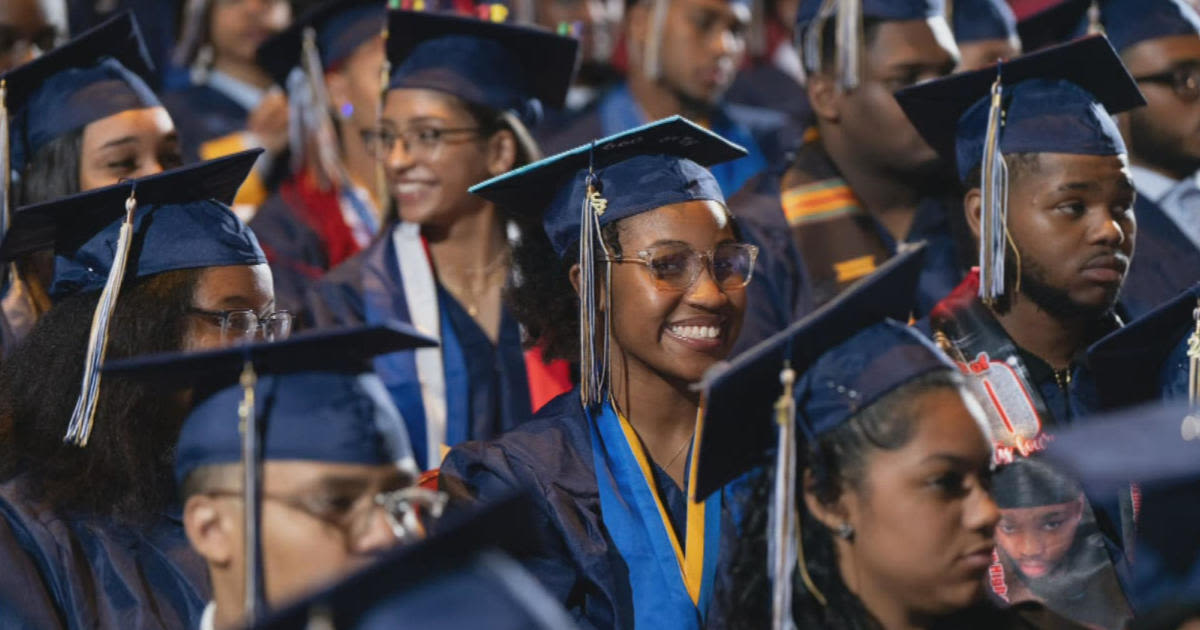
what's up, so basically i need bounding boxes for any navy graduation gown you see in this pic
[0,480,208,629]
[250,191,334,320]
[535,83,798,198]
[1120,195,1200,319]
[161,85,250,164]
[306,227,532,470]
[440,390,742,630]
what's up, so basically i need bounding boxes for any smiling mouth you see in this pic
[667,324,721,340]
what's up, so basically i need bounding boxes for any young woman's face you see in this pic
[995,496,1085,579]
[208,0,289,66]
[183,263,275,351]
[605,200,747,385]
[79,107,181,191]
[839,387,1000,618]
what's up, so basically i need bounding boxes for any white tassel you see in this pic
[1,79,9,246]
[802,0,838,76]
[1184,300,1200,441]
[642,0,670,81]
[834,0,861,89]
[300,27,350,191]
[769,364,799,630]
[63,191,139,446]
[979,74,1009,305]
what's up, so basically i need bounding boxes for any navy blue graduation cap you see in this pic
[1099,0,1200,53]
[0,150,266,450]
[104,322,438,623]
[257,0,386,88]
[1016,0,1092,52]
[0,11,158,176]
[386,9,579,128]
[795,0,951,88]
[695,242,940,499]
[895,34,1144,303]
[471,116,746,408]
[1042,400,1200,620]
[249,494,575,630]
[952,0,1019,44]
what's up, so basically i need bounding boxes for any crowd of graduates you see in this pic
[0,0,1198,628]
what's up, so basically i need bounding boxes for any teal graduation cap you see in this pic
[104,322,439,623]
[894,34,1145,304]
[470,116,747,408]
[0,150,266,449]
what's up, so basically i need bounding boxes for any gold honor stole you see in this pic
[589,401,721,628]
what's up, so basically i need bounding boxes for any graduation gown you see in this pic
[306,225,534,470]
[0,479,208,629]
[535,83,798,198]
[730,137,966,352]
[1120,195,1200,319]
[440,390,742,630]
[249,172,376,320]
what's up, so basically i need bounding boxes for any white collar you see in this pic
[1129,165,1181,202]
[198,601,216,630]
[205,70,267,113]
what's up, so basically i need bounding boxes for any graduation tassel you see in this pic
[578,146,610,408]
[63,188,140,446]
[377,10,393,219]
[237,359,263,621]
[1,79,9,247]
[833,0,862,89]
[802,0,838,78]
[978,72,1009,305]
[642,0,670,80]
[768,362,800,630]
[300,27,349,191]
[1183,299,1200,441]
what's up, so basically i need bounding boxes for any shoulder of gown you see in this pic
[305,236,382,329]
[1121,194,1200,319]
[250,192,330,319]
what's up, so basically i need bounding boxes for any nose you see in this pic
[966,486,1001,535]
[352,505,402,555]
[1089,211,1127,249]
[712,28,742,57]
[386,137,415,174]
[685,260,731,310]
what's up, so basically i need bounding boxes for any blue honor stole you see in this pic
[588,400,722,629]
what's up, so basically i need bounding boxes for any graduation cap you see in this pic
[950,0,1019,44]
[0,150,266,450]
[894,34,1144,304]
[1088,283,1200,410]
[471,116,747,407]
[257,0,386,88]
[694,242,953,621]
[0,11,158,250]
[386,9,579,128]
[1016,0,1093,52]
[1041,400,1200,622]
[104,322,439,624]
[249,493,574,630]
[1099,0,1200,53]
[795,0,952,88]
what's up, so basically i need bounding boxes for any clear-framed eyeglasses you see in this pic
[602,242,759,292]
[360,125,483,162]
[187,308,294,342]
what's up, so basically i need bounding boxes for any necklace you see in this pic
[440,249,509,318]
[664,429,696,471]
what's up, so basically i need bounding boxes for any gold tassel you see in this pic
[237,360,261,620]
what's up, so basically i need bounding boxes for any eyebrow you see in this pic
[98,136,139,150]
[214,295,275,311]
[921,453,979,467]
[311,475,370,496]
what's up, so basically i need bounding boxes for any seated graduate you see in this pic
[440,117,757,629]
[105,324,439,629]
[0,153,283,629]
[249,496,581,630]
[307,9,579,471]
[700,248,1080,629]
[896,36,1146,627]
[248,0,388,319]
[0,0,62,73]
[952,0,1021,71]
[0,12,181,356]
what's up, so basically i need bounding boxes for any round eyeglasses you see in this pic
[602,242,759,292]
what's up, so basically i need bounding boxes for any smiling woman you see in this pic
[439,117,755,630]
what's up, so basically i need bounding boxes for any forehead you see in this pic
[867,18,957,67]
[1122,33,1200,71]
[383,88,474,122]
[82,107,176,143]
[671,0,750,22]
[1012,152,1132,188]
[265,460,404,486]
[867,387,991,470]
[614,199,734,249]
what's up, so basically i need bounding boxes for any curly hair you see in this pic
[0,268,203,523]
[722,370,964,629]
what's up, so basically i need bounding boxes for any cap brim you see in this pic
[895,34,1145,169]
[470,115,748,217]
[0,149,262,262]
[0,11,155,114]
[694,243,929,499]
[386,10,578,110]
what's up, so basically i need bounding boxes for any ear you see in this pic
[183,494,237,569]
[801,468,852,533]
[325,70,352,119]
[806,72,841,123]
[485,129,519,177]
[963,187,983,242]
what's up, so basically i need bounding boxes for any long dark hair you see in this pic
[0,268,202,523]
[17,127,83,207]
[723,370,964,629]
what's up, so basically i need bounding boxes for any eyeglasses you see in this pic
[1134,63,1200,102]
[187,308,294,342]
[359,125,483,162]
[206,486,447,547]
[602,242,759,292]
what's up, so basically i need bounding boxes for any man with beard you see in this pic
[1102,0,1200,317]
[729,0,963,351]
[535,0,795,197]
[896,36,1141,628]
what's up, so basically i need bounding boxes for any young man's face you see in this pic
[1122,34,1200,179]
[815,19,959,179]
[995,497,1085,579]
[646,0,750,106]
[999,153,1137,319]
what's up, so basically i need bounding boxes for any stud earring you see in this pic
[339,102,354,120]
[836,523,855,540]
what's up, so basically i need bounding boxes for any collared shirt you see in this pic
[199,601,215,630]
[1130,165,1200,250]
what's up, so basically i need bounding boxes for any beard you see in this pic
[990,241,1119,321]
[1128,109,1200,179]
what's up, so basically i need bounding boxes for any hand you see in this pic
[247,88,290,155]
